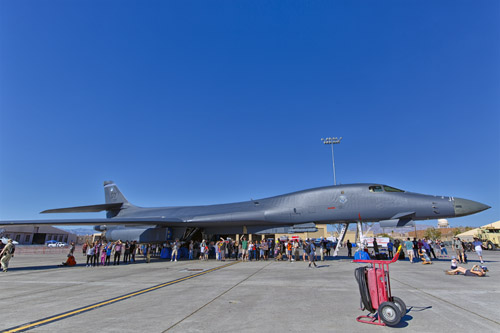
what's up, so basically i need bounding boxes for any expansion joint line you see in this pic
[163,261,273,332]
[392,277,500,326]
[2,261,239,333]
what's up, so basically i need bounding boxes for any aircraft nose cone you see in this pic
[454,198,491,217]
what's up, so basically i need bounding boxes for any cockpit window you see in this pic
[383,186,405,192]
[369,185,384,193]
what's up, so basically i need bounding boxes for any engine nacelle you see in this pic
[105,226,172,243]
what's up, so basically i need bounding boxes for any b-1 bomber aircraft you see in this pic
[0,181,490,244]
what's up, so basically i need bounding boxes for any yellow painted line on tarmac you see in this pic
[2,261,239,333]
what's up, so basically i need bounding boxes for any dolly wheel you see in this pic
[378,301,401,326]
[391,296,407,319]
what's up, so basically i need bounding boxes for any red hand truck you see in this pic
[353,246,406,327]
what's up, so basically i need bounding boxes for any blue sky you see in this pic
[1,1,498,228]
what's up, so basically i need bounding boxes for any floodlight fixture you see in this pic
[321,136,342,185]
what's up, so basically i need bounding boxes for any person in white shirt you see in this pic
[472,237,484,264]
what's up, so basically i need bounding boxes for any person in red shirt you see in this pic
[61,254,76,267]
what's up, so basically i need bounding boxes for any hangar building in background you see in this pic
[0,225,77,245]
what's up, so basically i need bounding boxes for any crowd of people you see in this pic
[401,237,440,264]
[397,236,486,265]
[341,234,490,279]
[54,237,331,269]
[391,236,488,277]
[81,240,140,267]
[68,235,490,268]
[347,237,447,262]
[197,237,329,265]
[0,233,490,274]
[0,236,335,271]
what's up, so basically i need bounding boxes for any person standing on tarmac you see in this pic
[145,244,151,263]
[200,240,205,260]
[100,243,107,265]
[69,242,75,256]
[308,240,317,268]
[123,241,130,264]
[292,240,299,262]
[130,241,136,263]
[93,241,100,267]
[347,240,353,258]
[427,238,437,259]
[82,242,88,257]
[189,240,194,260]
[171,239,180,262]
[86,242,95,267]
[373,238,380,259]
[286,241,293,262]
[439,240,449,258]
[113,240,122,265]
[472,237,484,264]
[387,240,394,258]
[320,238,325,261]
[240,237,248,261]
[0,239,14,272]
[302,240,308,261]
[452,237,465,264]
[412,238,419,260]
[405,238,414,263]
[421,238,431,257]
[105,242,112,265]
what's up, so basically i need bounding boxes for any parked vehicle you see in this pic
[1,237,19,245]
[475,227,500,250]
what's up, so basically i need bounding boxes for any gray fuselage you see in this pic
[115,184,465,227]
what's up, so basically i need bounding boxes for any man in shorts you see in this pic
[452,236,465,263]
[404,237,414,263]
[472,237,484,264]
[171,239,180,262]
[308,240,317,268]
[241,237,248,261]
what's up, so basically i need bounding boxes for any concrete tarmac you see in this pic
[1,248,499,332]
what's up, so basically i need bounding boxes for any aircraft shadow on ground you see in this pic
[7,263,88,272]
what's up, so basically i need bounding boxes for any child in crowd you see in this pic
[451,256,458,270]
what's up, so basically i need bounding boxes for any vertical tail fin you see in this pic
[103,181,135,217]
[104,181,129,204]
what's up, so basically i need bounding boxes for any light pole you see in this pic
[321,137,342,185]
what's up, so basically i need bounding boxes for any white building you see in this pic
[437,219,449,228]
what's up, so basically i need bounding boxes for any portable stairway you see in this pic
[333,222,349,256]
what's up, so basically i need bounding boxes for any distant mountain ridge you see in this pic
[369,223,433,235]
